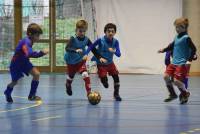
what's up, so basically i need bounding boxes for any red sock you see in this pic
[83,77,91,94]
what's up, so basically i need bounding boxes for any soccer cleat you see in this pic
[65,83,72,96]
[28,96,42,101]
[4,91,13,103]
[179,92,190,104]
[164,95,178,102]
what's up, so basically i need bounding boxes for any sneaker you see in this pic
[113,87,122,101]
[164,95,178,102]
[66,83,72,96]
[28,96,42,101]
[179,92,190,104]
[114,94,122,101]
[4,91,13,103]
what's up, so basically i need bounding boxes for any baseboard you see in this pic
[189,72,200,76]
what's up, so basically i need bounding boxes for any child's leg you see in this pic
[174,78,190,104]
[77,61,91,95]
[97,65,109,88]
[107,63,121,101]
[81,71,91,95]
[163,73,177,102]
[5,64,25,103]
[28,67,41,101]
[66,74,75,96]
[4,81,18,103]
[163,64,178,102]
[174,78,189,94]
[66,63,77,96]
[184,63,191,89]
[173,65,190,104]
[184,78,188,89]
[100,76,109,88]
[173,65,189,95]
[111,74,122,101]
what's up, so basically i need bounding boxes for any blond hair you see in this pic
[174,17,189,28]
[76,19,88,30]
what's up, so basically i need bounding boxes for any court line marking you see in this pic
[36,123,200,129]
[180,128,200,134]
[0,95,42,113]
[32,115,62,122]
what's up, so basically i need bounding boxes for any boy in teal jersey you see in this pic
[86,23,122,101]
[158,18,197,104]
[64,20,102,97]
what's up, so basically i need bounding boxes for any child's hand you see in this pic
[82,55,88,61]
[42,48,49,55]
[158,49,164,53]
[108,48,116,53]
[76,49,83,53]
[193,54,198,60]
[100,58,107,63]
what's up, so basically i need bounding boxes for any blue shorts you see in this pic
[9,60,34,81]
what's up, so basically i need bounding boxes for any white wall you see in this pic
[94,0,182,74]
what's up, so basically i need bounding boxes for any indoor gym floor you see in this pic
[0,74,200,134]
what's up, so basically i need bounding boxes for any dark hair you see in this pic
[104,23,117,33]
[27,23,43,36]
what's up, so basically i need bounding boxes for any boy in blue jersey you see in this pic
[86,23,122,101]
[158,18,197,104]
[64,20,101,97]
[4,23,49,103]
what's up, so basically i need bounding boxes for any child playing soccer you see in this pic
[4,23,49,103]
[64,19,101,96]
[86,23,122,101]
[158,18,197,104]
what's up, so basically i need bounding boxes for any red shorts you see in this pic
[67,61,87,76]
[97,63,119,78]
[165,64,187,81]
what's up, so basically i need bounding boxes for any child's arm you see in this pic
[114,40,121,57]
[158,42,174,53]
[86,39,107,63]
[85,38,101,55]
[188,38,197,61]
[65,37,77,52]
[22,44,46,58]
[86,39,103,60]
[165,51,172,66]
[108,40,121,57]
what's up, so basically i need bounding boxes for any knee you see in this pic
[173,79,180,86]
[164,74,170,81]
[33,71,40,80]
[82,71,89,78]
